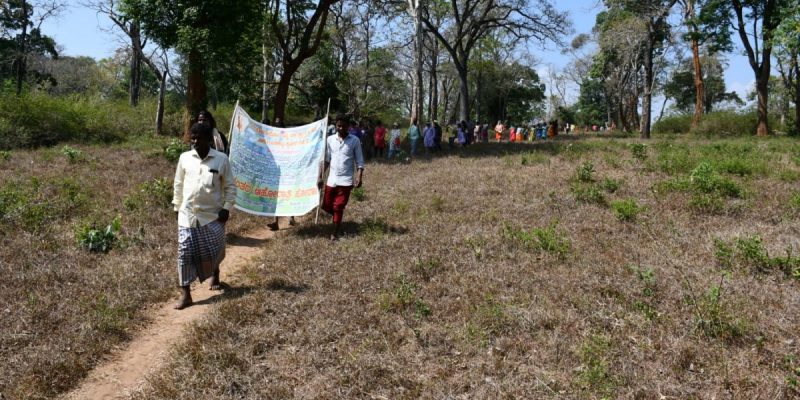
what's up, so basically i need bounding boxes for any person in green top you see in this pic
[408,118,420,156]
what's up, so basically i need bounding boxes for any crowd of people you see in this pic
[170,110,612,310]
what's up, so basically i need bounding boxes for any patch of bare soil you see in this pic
[61,224,276,400]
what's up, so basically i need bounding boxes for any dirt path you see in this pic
[61,226,274,400]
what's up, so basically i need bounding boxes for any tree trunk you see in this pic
[261,41,270,123]
[640,34,654,139]
[185,49,208,133]
[429,35,439,121]
[414,9,424,125]
[15,0,28,96]
[156,77,165,135]
[457,65,469,123]
[755,73,770,136]
[795,64,800,135]
[273,62,300,123]
[690,36,704,129]
[129,22,142,107]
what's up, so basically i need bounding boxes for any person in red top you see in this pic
[373,120,386,158]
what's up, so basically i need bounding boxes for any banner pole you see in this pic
[229,100,239,150]
[315,98,332,225]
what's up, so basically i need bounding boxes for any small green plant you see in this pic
[352,186,366,201]
[92,293,129,334]
[0,150,10,161]
[464,236,486,259]
[600,177,622,193]
[379,274,431,319]
[788,192,800,211]
[502,221,571,258]
[164,139,187,163]
[575,161,596,182]
[571,182,606,205]
[124,177,173,210]
[61,145,84,163]
[714,234,800,277]
[468,296,512,343]
[610,199,642,222]
[578,334,615,395]
[358,217,388,241]
[430,195,444,212]
[628,265,658,320]
[411,257,441,281]
[782,354,800,394]
[78,216,121,253]
[691,284,749,341]
[392,199,410,214]
[520,151,547,166]
[630,143,648,161]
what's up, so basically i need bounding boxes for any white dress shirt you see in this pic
[172,148,236,228]
[325,133,365,187]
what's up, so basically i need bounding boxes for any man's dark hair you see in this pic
[190,122,213,138]
[335,113,350,124]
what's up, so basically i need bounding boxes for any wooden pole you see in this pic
[315,98,331,225]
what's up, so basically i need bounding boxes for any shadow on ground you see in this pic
[192,283,258,306]
[226,233,269,247]
[294,218,409,239]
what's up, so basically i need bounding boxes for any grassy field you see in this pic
[0,138,263,399]
[119,135,798,399]
[3,134,800,399]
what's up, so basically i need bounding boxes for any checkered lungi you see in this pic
[177,220,226,286]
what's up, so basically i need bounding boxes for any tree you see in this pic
[720,0,785,136]
[0,0,63,95]
[121,0,259,129]
[419,0,569,122]
[269,0,340,123]
[773,0,800,134]
[606,0,678,139]
[663,53,741,114]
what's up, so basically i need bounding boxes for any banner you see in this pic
[229,105,326,216]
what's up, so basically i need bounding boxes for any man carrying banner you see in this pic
[172,123,236,309]
[318,114,365,241]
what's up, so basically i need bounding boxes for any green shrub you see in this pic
[789,192,800,211]
[379,274,431,319]
[163,139,187,163]
[571,182,606,205]
[654,144,695,175]
[690,162,742,197]
[124,178,173,210]
[0,150,10,161]
[0,93,184,149]
[611,199,642,222]
[352,186,366,202]
[692,284,749,341]
[77,216,121,253]
[575,161,596,182]
[653,114,691,134]
[502,221,571,258]
[630,143,648,161]
[692,111,758,136]
[578,334,616,395]
[520,151,548,165]
[600,177,622,193]
[61,145,84,163]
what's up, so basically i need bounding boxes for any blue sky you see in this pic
[41,2,755,104]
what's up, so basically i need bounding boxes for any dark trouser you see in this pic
[374,146,384,157]
[322,185,353,224]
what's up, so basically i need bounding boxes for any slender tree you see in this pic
[722,0,785,136]
[419,0,569,122]
[269,0,339,123]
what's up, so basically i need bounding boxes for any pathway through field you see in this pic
[61,226,274,400]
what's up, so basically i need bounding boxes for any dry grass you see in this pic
[126,136,800,399]
[5,135,800,399]
[0,139,263,399]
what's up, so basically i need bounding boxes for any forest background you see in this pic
[2,0,800,147]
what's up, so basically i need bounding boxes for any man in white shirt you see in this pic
[318,114,365,241]
[172,123,236,309]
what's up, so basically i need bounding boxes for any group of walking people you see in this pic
[171,111,364,310]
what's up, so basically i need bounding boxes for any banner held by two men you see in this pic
[229,105,326,217]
